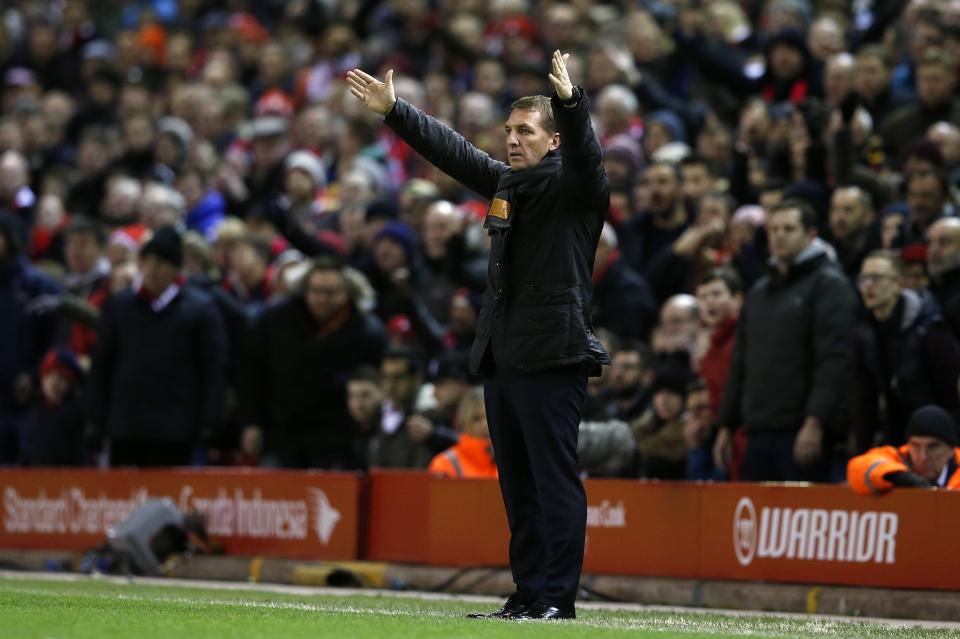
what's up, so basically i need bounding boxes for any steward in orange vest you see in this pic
[848,405,960,495]
[428,387,498,479]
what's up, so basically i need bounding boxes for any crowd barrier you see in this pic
[2,468,957,590]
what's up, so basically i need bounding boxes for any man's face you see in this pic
[857,257,901,315]
[927,222,960,276]
[422,206,461,259]
[347,379,383,425]
[907,435,954,481]
[769,43,804,80]
[681,164,713,203]
[643,164,680,216]
[695,280,739,328]
[829,189,871,241]
[685,389,712,430]
[855,54,889,99]
[907,174,945,227]
[916,64,955,109]
[65,231,102,275]
[303,269,349,323]
[504,108,559,171]
[433,378,468,414]
[767,208,814,264]
[139,253,179,296]
[373,236,407,273]
[381,358,420,407]
[652,389,684,421]
[448,296,476,333]
[608,351,642,393]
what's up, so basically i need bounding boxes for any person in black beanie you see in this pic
[87,225,228,467]
[848,404,960,494]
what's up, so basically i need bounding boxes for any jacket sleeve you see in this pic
[384,98,506,199]
[847,446,907,495]
[552,88,610,211]
[805,272,857,423]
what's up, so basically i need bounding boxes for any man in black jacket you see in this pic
[854,250,960,450]
[238,257,386,469]
[714,200,857,481]
[87,227,228,467]
[348,50,611,621]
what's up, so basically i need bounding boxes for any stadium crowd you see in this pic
[2,0,960,487]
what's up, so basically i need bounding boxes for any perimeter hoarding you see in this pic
[0,469,361,559]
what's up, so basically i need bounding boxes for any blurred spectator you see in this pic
[715,200,857,481]
[632,364,691,479]
[695,268,743,420]
[826,185,878,279]
[602,342,655,422]
[881,49,960,164]
[591,222,658,342]
[650,294,700,364]
[369,347,433,469]
[345,365,384,471]
[238,257,385,469]
[927,218,960,337]
[683,380,725,481]
[87,226,228,467]
[620,162,690,276]
[428,386,497,479]
[855,250,960,450]
[849,405,960,494]
[20,348,85,466]
[0,211,61,464]
[59,216,110,360]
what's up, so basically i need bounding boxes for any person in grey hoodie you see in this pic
[714,199,857,481]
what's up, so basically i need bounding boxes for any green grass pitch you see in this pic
[0,575,956,639]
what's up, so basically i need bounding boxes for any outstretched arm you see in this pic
[347,67,505,199]
[549,51,609,210]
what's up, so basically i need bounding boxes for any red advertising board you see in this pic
[0,469,361,560]
[5,469,960,591]
[699,483,960,589]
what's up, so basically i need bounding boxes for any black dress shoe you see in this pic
[510,603,576,620]
[466,593,533,619]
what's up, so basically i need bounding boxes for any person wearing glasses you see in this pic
[852,250,960,452]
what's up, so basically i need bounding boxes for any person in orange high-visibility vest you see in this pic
[429,386,498,479]
[848,405,960,495]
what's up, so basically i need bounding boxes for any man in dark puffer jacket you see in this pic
[348,51,610,620]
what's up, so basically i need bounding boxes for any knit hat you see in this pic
[140,226,183,267]
[647,110,687,144]
[604,134,643,174]
[906,405,958,447]
[286,150,326,187]
[40,349,83,385]
[374,221,418,262]
[649,364,693,397]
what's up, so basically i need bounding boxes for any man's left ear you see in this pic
[550,133,560,150]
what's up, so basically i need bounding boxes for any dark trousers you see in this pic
[484,365,588,612]
[742,430,827,482]
[110,439,192,467]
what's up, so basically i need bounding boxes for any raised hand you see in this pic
[346,68,396,116]
[548,50,574,101]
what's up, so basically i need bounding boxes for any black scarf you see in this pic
[483,151,562,233]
